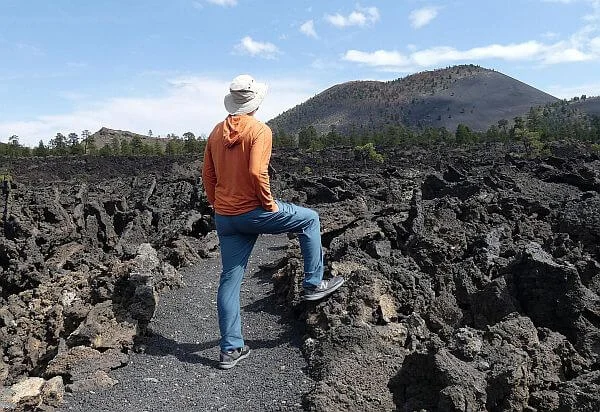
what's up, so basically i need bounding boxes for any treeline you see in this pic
[3,99,600,158]
[273,99,600,156]
[0,131,206,157]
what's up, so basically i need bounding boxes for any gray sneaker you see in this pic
[303,276,345,301]
[219,345,250,369]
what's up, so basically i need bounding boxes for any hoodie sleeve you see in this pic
[249,125,278,212]
[202,138,217,206]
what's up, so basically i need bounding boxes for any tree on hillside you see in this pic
[82,130,93,154]
[121,139,132,155]
[485,124,501,141]
[298,126,318,149]
[354,142,384,165]
[98,144,113,156]
[523,130,548,158]
[33,140,49,157]
[455,124,475,145]
[510,116,526,141]
[131,135,143,155]
[526,107,542,132]
[68,132,84,155]
[183,132,198,153]
[591,115,600,143]
[50,133,68,155]
[110,137,121,154]
[497,119,509,137]
[6,135,21,157]
[325,125,344,147]
[273,127,295,148]
[148,129,153,138]
[68,132,79,146]
[153,142,164,155]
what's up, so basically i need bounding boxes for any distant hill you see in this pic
[572,96,600,117]
[90,127,169,149]
[268,65,560,135]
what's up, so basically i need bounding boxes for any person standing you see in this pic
[202,74,344,370]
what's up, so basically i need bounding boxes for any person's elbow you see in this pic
[249,168,262,182]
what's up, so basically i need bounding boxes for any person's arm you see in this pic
[202,139,216,206]
[249,126,278,212]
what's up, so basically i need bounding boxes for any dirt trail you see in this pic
[59,235,313,412]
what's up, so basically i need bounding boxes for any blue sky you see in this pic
[2,0,600,146]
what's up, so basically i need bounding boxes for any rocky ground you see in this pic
[60,234,312,412]
[1,143,600,411]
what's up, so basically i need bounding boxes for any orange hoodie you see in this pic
[202,114,278,215]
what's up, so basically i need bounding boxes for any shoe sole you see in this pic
[218,348,251,370]
[302,279,345,301]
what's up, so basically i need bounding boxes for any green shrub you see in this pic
[354,142,384,164]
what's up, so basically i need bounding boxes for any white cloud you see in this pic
[0,76,319,147]
[344,49,411,70]
[300,20,318,38]
[343,32,600,71]
[590,35,600,51]
[325,6,379,28]
[412,41,546,66]
[206,0,237,6]
[542,43,594,63]
[409,7,439,29]
[234,36,280,59]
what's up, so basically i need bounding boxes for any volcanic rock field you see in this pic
[1,143,600,411]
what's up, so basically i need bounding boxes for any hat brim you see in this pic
[224,82,268,115]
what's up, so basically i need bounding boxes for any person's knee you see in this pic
[307,208,320,226]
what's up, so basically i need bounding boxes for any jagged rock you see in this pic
[421,174,448,200]
[184,212,214,237]
[198,231,219,258]
[166,236,203,267]
[470,276,518,329]
[366,240,391,258]
[45,345,127,384]
[389,348,487,411]
[40,376,65,407]
[128,284,158,328]
[67,302,137,350]
[0,357,9,385]
[507,242,600,359]
[115,243,182,333]
[67,370,118,392]
[376,294,397,324]
[557,370,600,410]
[451,327,482,360]
[0,377,45,409]
[2,145,600,412]
[85,201,118,248]
[45,242,85,270]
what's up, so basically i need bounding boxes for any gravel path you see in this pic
[60,235,313,412]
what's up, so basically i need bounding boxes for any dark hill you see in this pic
[573,96,600,116]
[268,64,559,135]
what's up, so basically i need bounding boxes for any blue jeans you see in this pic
[214,200,324,352]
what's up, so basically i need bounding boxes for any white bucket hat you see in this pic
[224,74,268,115]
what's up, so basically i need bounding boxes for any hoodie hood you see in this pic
[222,114,248,148]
